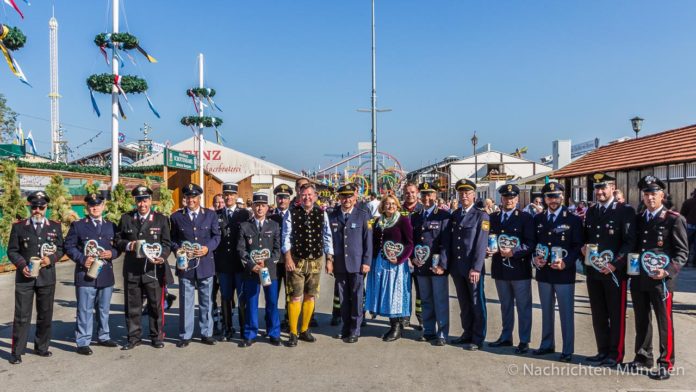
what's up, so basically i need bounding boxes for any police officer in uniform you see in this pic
[581,173,636,367]
[237,192,282,347]
[327,184,373,343]
[213,182,250,340]
[487,184,535,354]
[170,183,222,347]
[64,193,120,355]
[627,176,688,380]
[115,185,172,350]
[532,182,583,363]
[268,183,293,331]
[445,179,489,351]
[410,182,450,346]
[7,191,63,364]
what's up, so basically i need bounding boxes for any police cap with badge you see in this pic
[27,191,50,206]
[591,173,616,189]
[131,185,153,200]
[498,184,520,197]
[541,181,564,197]
[84,192,104,206]
[455,179,477,191]
[222,183,238,194]
[419,182,437,193]
[252,192,269,204]
[337,183,358,197]
[183,183,203,197]
[638,175,666,193]
[273,183,293,197]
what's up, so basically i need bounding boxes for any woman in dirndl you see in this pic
[365,194,414,342]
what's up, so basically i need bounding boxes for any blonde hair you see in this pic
[378,194,402,214]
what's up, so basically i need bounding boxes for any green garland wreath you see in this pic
[187,88,216,98]
[0,25,26,51]
[180,116,223,128]
[94,32,139,50]
[86,73,148,94]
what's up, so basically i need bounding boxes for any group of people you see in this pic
[5,172,688,381]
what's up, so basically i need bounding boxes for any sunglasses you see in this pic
[31,205,47,211]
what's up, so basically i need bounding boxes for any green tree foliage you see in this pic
[0,161,28,262]
[157,186,174,216]
[45,174,78,236]
[0,93,18,143]
[105,183,134,223]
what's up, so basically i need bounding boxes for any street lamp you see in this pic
[630,116,643,139]
[471,131,479,184]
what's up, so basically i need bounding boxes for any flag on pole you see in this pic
[25,129,36,154]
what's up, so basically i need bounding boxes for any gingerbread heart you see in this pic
[83,239,104,258]
[383,240,405,260]
[182,241,202,259]
[413,245,430,264]
[641,251,670,276]
[250,248,271,263]
[590,250,614,271]
[498,235,520,250]
[41,243,57,258]
[535,244,549,260]
[143,242,162,261]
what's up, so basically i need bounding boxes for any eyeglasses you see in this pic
[31,205,46,211]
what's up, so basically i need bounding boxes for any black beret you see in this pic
[222,183,238,194]
[84,192,104,206]
[273,183,293,197]
[131,185,153,199]
[337,183,357,196]
[455,179,476,191]
[591,172,616,189]
[498,184,520,197]
[27,191,50,206]
[182,183,203,197]
[418,182,437,193]
[252,192,269,204]
[541,181,564,195]
[638,175,666,192]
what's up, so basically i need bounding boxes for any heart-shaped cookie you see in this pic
[383,240,405,260]
[182,241,202,259]
[498,235,520,250]
[414,245,430,264]
[535,244,549,260]
[41,243,57,258]
[641,251,670,276]
[250,248,271,263]
[590,250,614,271]
[143,242,162,261]
[83,239,104,258]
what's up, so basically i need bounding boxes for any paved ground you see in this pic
[0,257,695,392]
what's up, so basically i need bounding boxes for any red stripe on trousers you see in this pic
[665,294,674,371]
[160,286,166,338]
[615,280,627,362]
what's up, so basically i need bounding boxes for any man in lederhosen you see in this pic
[581,173,636,368]
[627,176,688,380]
[7,191,63,364]
[487,184,535,354]
[64,193,120,355]
[213,182,250,340]
[115,185,172,350]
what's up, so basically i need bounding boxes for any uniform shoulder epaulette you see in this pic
[667,210,681,217]
[367,218,375,229]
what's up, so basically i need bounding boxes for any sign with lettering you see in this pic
[164,149,196,171]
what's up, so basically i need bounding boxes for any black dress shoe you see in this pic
[417,334,437,342]
[463,343,479,351]
[488,339,513,348]
[121,341,142,350]
[238,339,254,348]
[515,343,529,354]
[330,316,341,326]
[361,318,367,327]
[309,317,319,328]
[96,340,118,348]
[299,330,316,343]
[35,350,52,357]
[434,338,446,347]
[450,336,472,345]
[76,346,93,356]
[280,319,290,333]
[600,358,618,368]
[285,333,298,347]
[586,353,608,362]
[532,347,555,356]
[648,367,671,380]
[333,333,345,339]
[201,336,217,345]
[223,329,235,341]
[151,341,164,349]
[343,335,359,344]
[559,354,573,363]
[625,359,653,370]
[165,293,177,310]
[269,337,282,346]
[176,340,190,348]
[9,354,21,364]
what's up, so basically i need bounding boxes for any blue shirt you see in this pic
[281,208,334,255]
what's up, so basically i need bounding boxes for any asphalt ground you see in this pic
[0,257,695,392]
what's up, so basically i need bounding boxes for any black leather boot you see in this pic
[384,318,403,342]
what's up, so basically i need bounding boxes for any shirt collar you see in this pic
[138,211,150,220]
[600,198,614,210]
[90,216,102,223]
[188,207,201,215]
[547,208,561,219]
[341,207,354,216]
[646,206,664,219]
[502,209,514,219]
[425,204,436,215]
[254,217,265,226]
[463,204,474,214]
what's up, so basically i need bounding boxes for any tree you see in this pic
[157,186,174,216]
[45,174,78,236]
[105,183,134,223]
[0,93,18,143]
[0,161,29,263]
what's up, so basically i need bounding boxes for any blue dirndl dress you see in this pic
[365,253,411,318]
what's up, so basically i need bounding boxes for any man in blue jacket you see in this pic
[170,183,221,347]
[326,183,373,343]
[445,179,490,351]
[64,193,120,355]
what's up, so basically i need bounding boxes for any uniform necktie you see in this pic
[600,206,607,215]
[191,212,198,222]
[139,215,145,225]
[34,222,43,234]
[344,213,349,221]
[646,212,652,223]
[547,214,554,224]
[501,213,508,224]
[95,219,102,234]
[258,221,263,231]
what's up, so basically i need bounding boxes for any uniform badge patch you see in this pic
[482,220,490,231]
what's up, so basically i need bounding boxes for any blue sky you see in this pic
[3,1,696,173]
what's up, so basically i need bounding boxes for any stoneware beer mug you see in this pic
[29,257,42,277]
